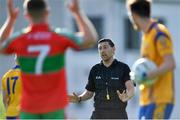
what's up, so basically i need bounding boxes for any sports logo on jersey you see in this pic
[96,76,101,79]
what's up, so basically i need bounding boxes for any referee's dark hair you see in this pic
[98,38,115,47]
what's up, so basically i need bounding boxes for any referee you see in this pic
[69,38,135,119]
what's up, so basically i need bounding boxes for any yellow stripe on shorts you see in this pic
[153,103,166,119]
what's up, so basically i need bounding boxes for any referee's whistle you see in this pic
[106,94,110,100]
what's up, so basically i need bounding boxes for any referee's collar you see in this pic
[100,59,118,67]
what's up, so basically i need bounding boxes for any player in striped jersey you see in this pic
[0,0,97,119]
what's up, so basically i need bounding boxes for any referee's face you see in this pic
[98,42,115,62]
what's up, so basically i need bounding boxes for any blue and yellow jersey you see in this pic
[1,65,22,117]
[140,20,175,105]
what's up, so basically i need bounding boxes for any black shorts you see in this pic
[90,109,128,119]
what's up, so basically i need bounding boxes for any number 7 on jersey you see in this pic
[28,45,50,74]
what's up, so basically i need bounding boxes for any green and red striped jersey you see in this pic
[1,23,83,113]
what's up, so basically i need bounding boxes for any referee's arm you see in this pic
[117,80,135,102]
[79,90,94,102]
[125,80,135,100]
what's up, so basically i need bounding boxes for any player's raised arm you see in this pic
[68,0,98,49]
[0,0,19,43]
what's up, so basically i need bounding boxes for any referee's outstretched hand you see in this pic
[117,90,129,102]
[68,92,81,103]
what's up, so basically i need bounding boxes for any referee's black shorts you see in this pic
[90,109,128,119]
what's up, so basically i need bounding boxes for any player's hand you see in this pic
[147,70,157,79]
[68,92,81,103]
[7,0,19,21]
[117,90,129,102]
[68,0,80,14]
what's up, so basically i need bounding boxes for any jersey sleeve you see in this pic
[2,77,6,91]
[122,64,131,83]
[1,72,8,91]
[0,31,21,54]
[85,67,95,92]
[54,28,83,50]
[156,35,173,57]
[0,38,14,54]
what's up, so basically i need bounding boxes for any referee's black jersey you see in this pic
[85,59,131,110]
